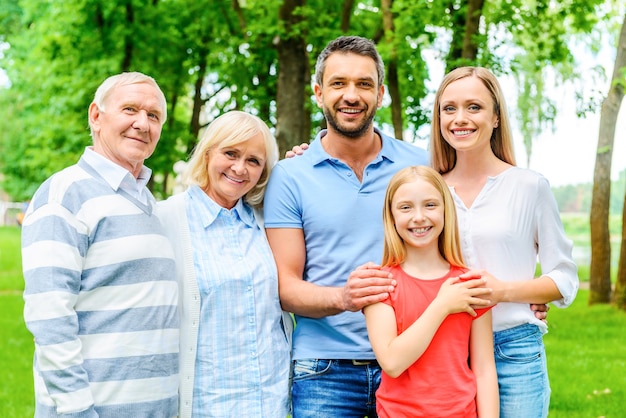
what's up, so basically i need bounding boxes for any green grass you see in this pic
[2,225,626,417]
[545,290,626,417]
[0,293,35,417]
[0,226,23,292]
[0,226,33,417]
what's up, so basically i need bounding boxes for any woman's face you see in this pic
[438,76,499,154]
[204,134,266,209]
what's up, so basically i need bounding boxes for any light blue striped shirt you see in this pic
[185,185,290,417]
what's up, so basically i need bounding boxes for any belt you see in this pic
[336,359,379,366]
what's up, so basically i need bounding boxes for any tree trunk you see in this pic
[589,14,626,305]
[614,184,626,309]
[340,0,355,32]
[275,0,308,157]
[462,0,484,60]
[121,0,135,72]
[609,15,626,309]
[381,0,403,140]
[446,0,484,70]
[188,57,208,154]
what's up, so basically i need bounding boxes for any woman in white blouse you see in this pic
[430,66,579,418]
[158,111,291,418]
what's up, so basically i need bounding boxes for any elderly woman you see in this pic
[158,111,291,418]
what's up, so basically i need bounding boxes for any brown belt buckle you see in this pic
[351,360,371,366]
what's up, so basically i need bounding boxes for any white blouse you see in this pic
[451,167,579,333]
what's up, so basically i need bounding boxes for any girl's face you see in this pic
[204,134,266,209]
[438,76,499,154]
[391,178,444,250]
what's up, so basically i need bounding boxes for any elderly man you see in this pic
[22,72,178,417]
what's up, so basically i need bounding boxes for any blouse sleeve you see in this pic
[535,175,579,307]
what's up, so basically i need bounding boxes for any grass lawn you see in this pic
[545,290,626,417]
[2,225,625,417]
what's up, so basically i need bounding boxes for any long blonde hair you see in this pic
[183,111,278,208]
[382,166,465,268]
[430,66,516,174]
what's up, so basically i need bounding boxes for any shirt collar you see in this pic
[83,147,152,191]
[308,127,394,165]
[187,185,256,229]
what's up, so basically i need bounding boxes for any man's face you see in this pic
[89,82,165,177]
[314,52,383,139]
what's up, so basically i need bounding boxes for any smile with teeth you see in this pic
[341,108,361,114]
[224,174,244,183]
[453,129,474,136]
[410,226,431,234]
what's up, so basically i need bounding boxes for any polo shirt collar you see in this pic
[309,127,394,166]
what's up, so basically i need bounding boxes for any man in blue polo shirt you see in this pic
[264,36,429,417]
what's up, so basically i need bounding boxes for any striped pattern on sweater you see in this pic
[22,158,179,418]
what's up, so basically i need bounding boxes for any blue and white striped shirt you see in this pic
[22,150,179,417]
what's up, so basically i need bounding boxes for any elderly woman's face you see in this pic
[204,134,266,209]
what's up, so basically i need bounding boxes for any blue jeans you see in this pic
[291,359,381,418]
[494,323,550,418]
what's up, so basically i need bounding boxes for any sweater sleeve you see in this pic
[22,197,97,417]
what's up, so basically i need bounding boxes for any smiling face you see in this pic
[89,82,165,177]
[314,52,383,139]
[438,76,499,155]
[391,178,445,251]
[204,134,266,209]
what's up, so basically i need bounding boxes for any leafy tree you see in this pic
[0,0,618,207]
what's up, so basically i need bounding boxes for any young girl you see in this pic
[363,165,499,418]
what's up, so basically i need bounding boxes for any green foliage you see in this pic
[0,0,622,200]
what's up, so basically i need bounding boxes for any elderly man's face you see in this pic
[89,82,164,177]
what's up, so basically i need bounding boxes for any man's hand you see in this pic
[285,143,309,158]
[531,303,550,322]
[342,262,396,312]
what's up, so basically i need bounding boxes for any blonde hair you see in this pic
[382,166,465,268]
[430,66,516,174]
[183,111,278,208]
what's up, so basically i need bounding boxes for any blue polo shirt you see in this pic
[264,128,429,360]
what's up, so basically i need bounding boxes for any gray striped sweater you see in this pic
[22,156,179,417]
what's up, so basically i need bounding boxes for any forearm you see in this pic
[370,302,448,378]
[495,275,562,304]
[471,313,498,418]
[280,277,345,318]
[475,372,499,418]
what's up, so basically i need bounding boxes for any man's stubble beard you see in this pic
[323,104,377,139]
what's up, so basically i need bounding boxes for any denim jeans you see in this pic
[494,323,550,418]
[291,359,381,418]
